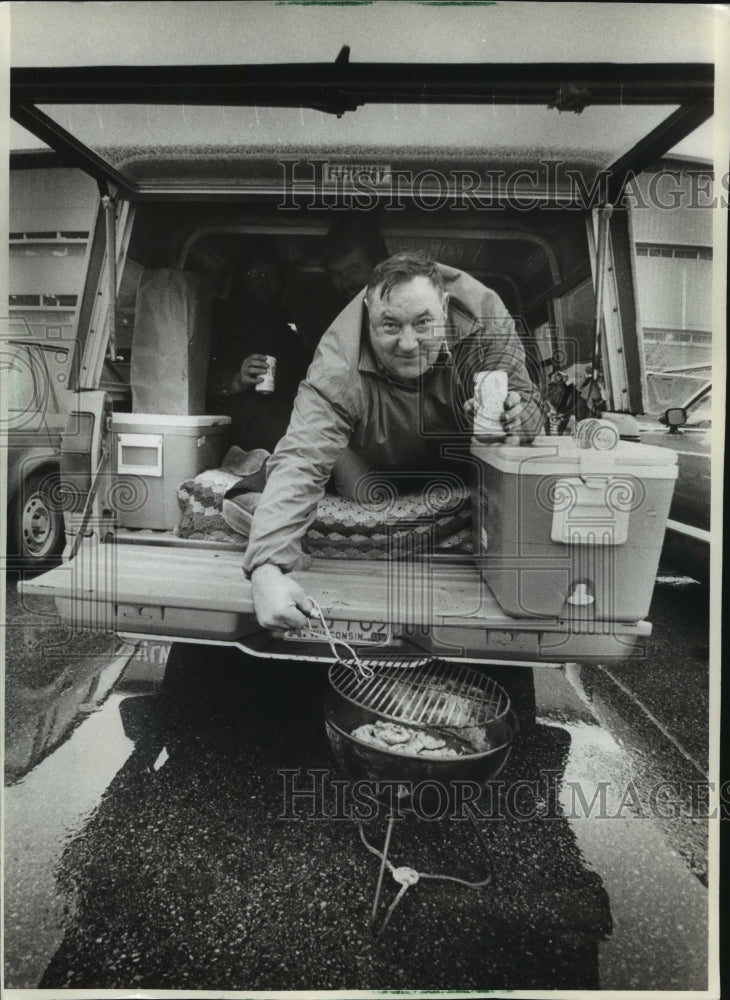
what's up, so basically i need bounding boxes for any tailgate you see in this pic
[18,543,650,664]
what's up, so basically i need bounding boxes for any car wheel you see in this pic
[8,469,65,572]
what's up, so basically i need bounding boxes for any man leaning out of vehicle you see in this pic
[242,251,545,628]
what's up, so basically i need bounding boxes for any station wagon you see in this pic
[10,14,719,667]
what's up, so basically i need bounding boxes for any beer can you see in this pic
[473,370,508,441]
[255,355,276,394]
[573,418,619,451]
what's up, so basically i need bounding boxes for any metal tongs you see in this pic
[304,598,374,681]
[303,600,430,682]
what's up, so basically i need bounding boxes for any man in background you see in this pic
[293,214,388,351]
[207,246,312,452]
[324,213,389,304]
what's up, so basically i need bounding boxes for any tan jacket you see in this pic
[242,264,544,575]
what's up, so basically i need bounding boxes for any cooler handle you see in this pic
[551,475,629,545]
[117,433,163,477]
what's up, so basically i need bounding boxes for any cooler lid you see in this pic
[111,413,231,428]
[471,435,678,477]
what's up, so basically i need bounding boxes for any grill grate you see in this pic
[329,657,510,729]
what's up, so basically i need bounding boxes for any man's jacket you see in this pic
[242,264,545,575]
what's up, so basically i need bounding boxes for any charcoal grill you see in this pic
[329,655,511,730]
[324,657,518,789]
[322,655,519,936]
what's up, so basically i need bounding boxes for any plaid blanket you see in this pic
[176,468,473,558]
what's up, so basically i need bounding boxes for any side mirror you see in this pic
[661,406,688,433]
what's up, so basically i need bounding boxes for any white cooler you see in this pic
[471,436,678,621]
[110,413,231,529]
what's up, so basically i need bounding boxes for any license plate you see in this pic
[281,619,392,646]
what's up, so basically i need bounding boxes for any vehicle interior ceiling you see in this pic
[111,201,595,413]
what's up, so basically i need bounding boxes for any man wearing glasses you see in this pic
[207,247,311,452]
[239,252,545,627]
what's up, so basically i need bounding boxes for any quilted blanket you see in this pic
[176,468,473,558]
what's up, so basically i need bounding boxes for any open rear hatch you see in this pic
[11,51,712,664]
[10,59,712,203]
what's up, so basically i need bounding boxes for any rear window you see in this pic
[37,102,680,193]
[644,372,711,416]
[6,344,44,416]
[3,343,75,427]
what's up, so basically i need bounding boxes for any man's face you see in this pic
[328,246,376,300]
[244,261,281,306]
[366,276,449,380]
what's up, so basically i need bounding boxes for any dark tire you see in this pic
[7,468,65,574]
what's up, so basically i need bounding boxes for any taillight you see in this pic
[60,411,95,512]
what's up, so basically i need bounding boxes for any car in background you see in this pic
[640,372,712,584]
[4,339,74,572]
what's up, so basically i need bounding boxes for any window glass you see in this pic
[644,372,711,417]
[626,119,713,405]
[9,167,96,341]
[4,344,48,428]
[37,102,680,189]
[554,279,595,373]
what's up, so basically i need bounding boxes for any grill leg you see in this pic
[370,814,396,930]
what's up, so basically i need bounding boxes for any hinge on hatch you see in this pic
[548,83,592,114]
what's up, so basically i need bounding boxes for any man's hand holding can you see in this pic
[236,353,276,391]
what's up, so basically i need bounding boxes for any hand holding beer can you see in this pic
[573,417,619,450]
[473,370,508,441]
[255,355,277,394]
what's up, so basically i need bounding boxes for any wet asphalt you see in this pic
[2,573,716,993]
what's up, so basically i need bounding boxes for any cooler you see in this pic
[110,413,232,529]
[470,435,678,621]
